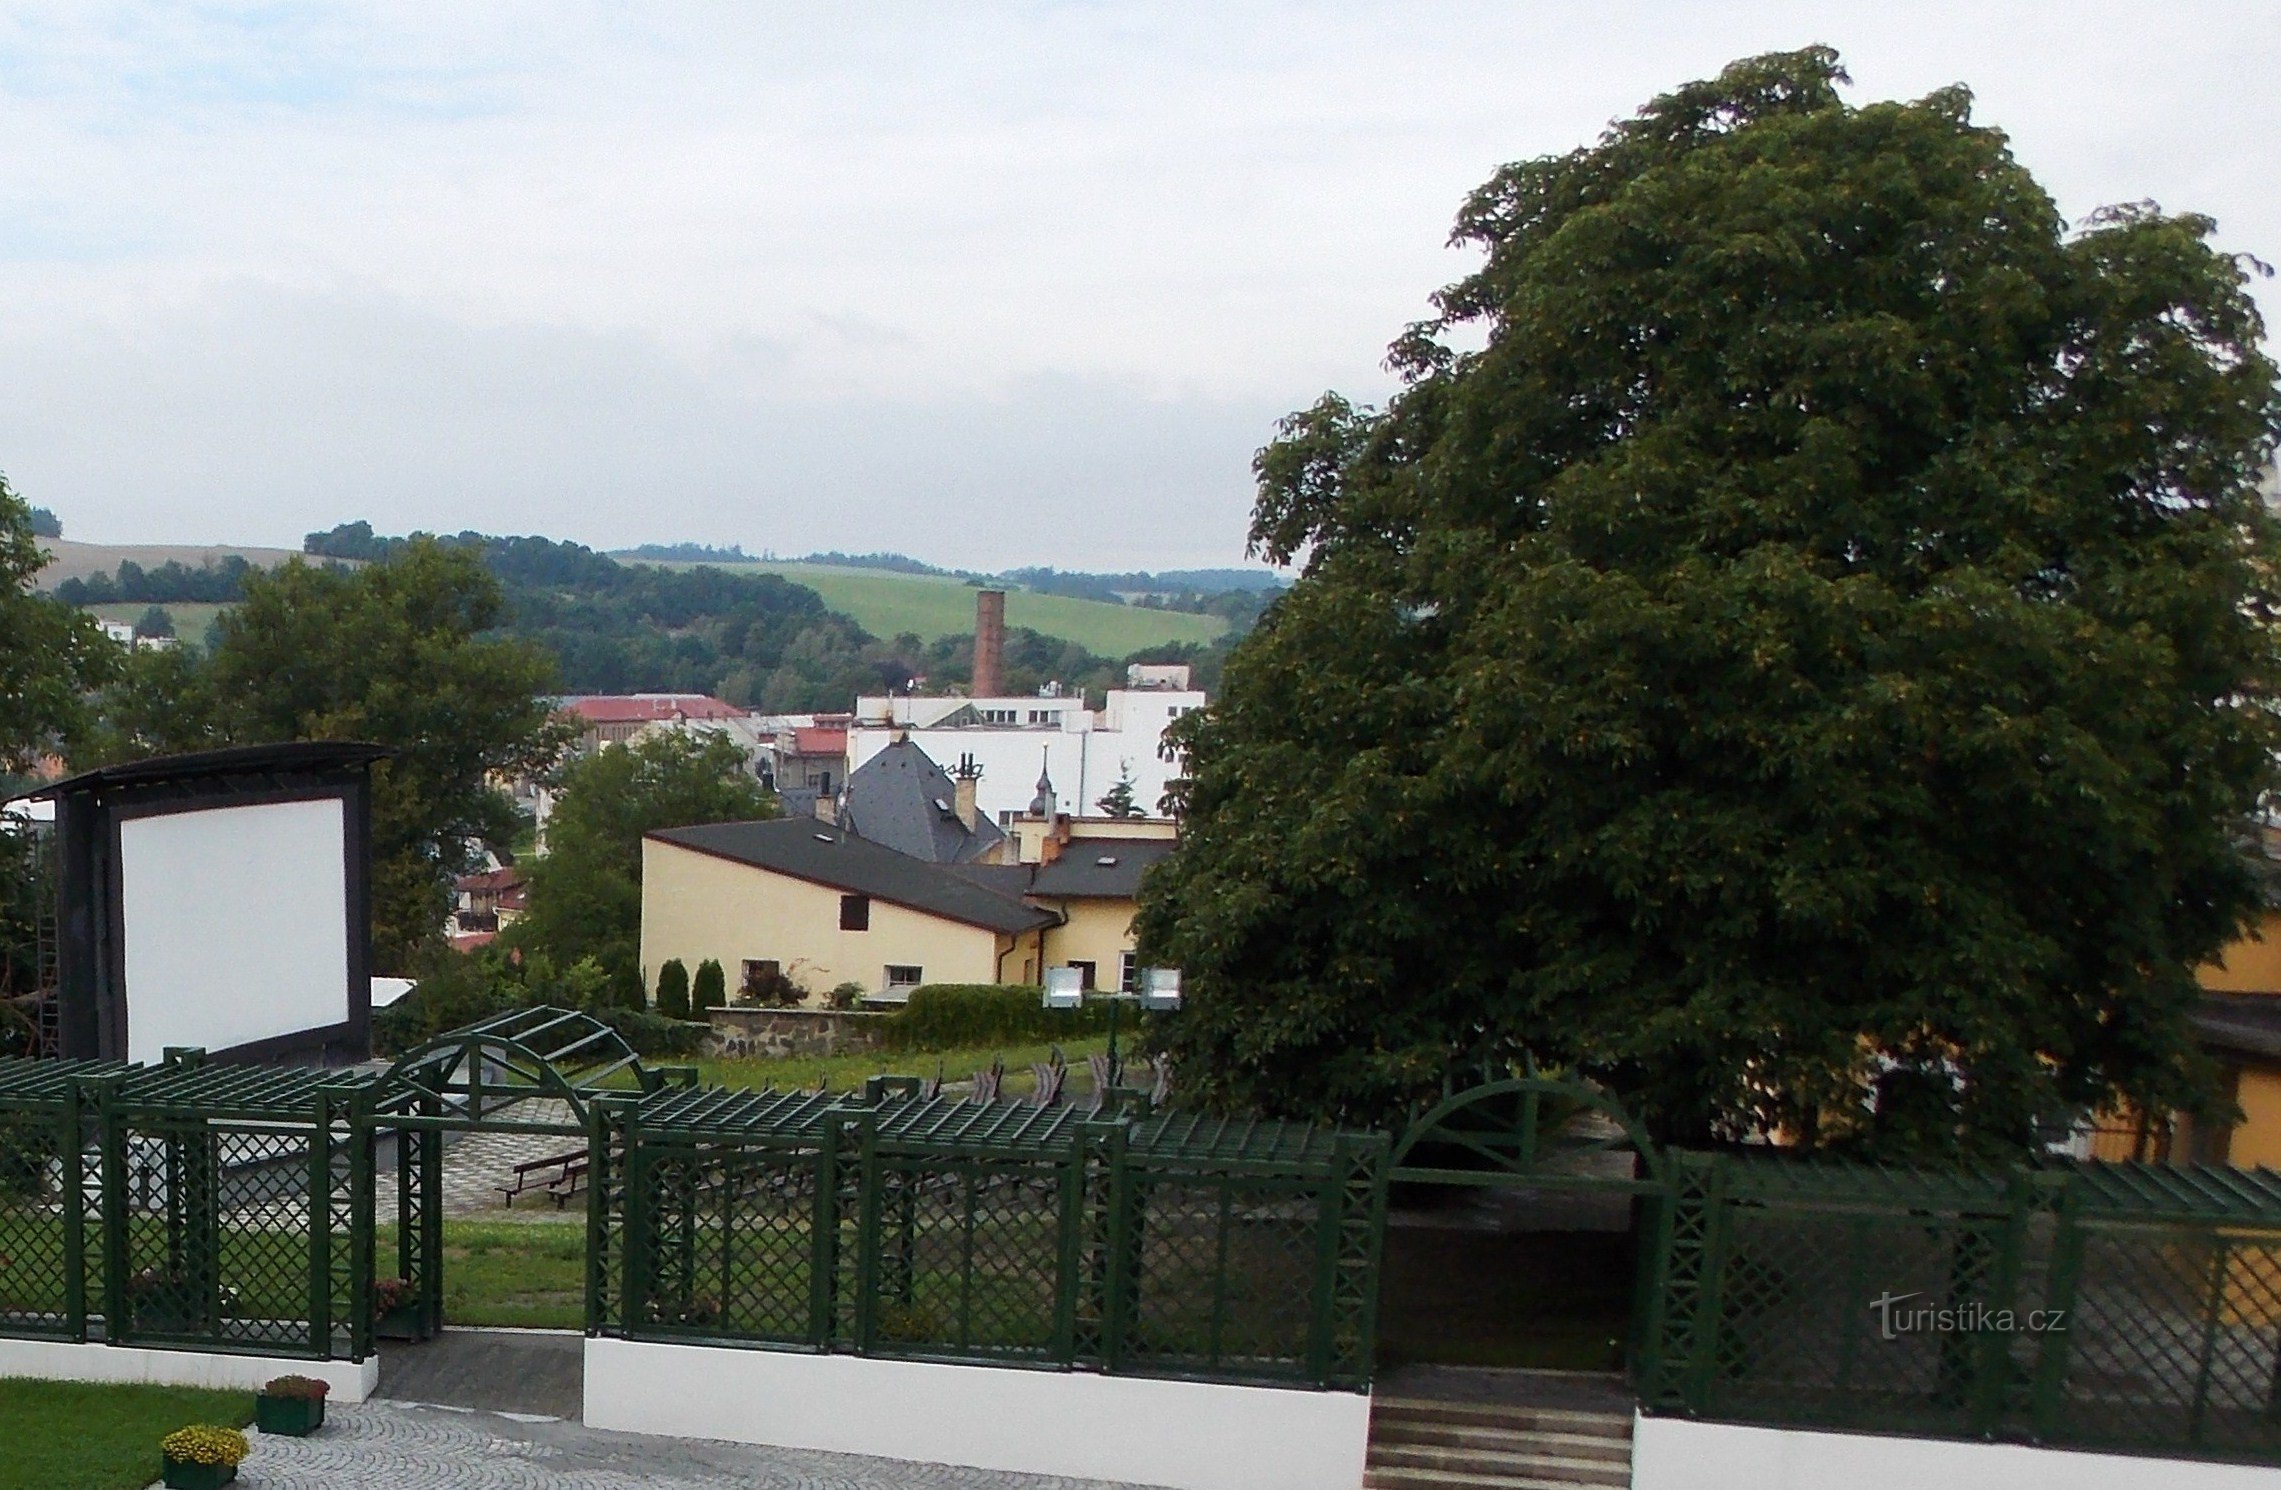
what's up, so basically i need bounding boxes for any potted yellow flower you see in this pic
[254,1373,329,1436]
[159,1424,248,1489]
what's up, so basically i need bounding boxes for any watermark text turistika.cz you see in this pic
[1869,1291,2068,1341]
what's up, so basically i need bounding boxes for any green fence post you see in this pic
[1966,1171,2043,1437]
[347,1096,374,1362]
[582,1099,609,1334]
[96,1084,127,1343]
[622,1105,650,1336]
[2028,1175,2085,1444]
[1303,1136,1352,1387]
[2190,1232,2233,1449]
[1627,1167,1677,1391]
[1680,1157,1734,1414]
[1050,1126,1087,1365]
[59,1081,86,1341]
[853,1114,882,1354]
[1098,1122,1134,1373]
[810,1124,840,1350]
[307,1093,332,1356]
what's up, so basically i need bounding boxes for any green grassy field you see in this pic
[0,1379,251,1490]
[83,602,231,646]
[634,560,1226,656]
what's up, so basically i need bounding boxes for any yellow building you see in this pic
[2092,909,2281,1167]
[639,815,1176,1004]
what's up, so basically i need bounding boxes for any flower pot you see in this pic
[160,1458,236,1490]
[375,1299,426,1341]
[254,1392,325,1436]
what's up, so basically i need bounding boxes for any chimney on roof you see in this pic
[952,753,982,833]
[973,589,1007,699]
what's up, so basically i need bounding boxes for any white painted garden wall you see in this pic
[584,1337,1370,1490]
[0,1338,378,1401]
[1635,1413,2281,1489]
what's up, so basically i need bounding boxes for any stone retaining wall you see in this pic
[704,1006,888,1060]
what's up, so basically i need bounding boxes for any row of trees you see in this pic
[1139,48,2281,1160]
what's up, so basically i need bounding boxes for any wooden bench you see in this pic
[543,1156,590,1209]
[499,1149,586,1207]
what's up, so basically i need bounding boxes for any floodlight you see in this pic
[1139,967,1183,1012]
[1043,966,1086,1010]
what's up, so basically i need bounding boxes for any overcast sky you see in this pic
[2,4,2276,571]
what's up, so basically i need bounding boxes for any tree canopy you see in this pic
[91,541,568,970]
[510,729,775,1003]
[1137,49,2281,1157]
[0,476,114,777]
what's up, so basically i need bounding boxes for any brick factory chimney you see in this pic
[973,589,1007,699]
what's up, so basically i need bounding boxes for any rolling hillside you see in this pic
[631,559,1227,655]
[34,538,322,588]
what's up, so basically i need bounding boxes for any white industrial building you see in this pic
[849,667,1203,826]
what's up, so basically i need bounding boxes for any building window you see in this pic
[1119,953,1138,993]
[817,770,834,795]
[1067,960,1096,991]
[997,810,1015,827]
[839,894,870,931]
[885,964,923,989]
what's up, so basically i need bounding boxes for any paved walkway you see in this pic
[377,1329,584,1420]
[226,1400,1168,1489]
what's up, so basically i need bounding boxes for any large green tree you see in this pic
[1137,50,2281,1156]
[93,541,568,971]
[0,475,114,777]
[0,475,114,1021]
[510,729,775,1004]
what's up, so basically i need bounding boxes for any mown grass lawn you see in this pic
[692,1035,1112,1097]
[0,1379,250,1490]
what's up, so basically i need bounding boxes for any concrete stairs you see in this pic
[1365,1396,1633,1490]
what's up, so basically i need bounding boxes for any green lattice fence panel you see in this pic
[627,1137,826,1344]
[1119,1167,1326,1383]
[0,1109,74,1335]
[862,1150,1076,1363]
[111,1120,326,1355]
[1689,1197,2017,1436]
[2044,1219,2281,1460]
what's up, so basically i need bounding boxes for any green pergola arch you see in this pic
[374,1005,689,1131]
[1391,1073,1666,1192]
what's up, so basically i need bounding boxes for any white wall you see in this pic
[585,1338,1369,1490]
[118,797,351,1063]
[848,701,1197,825]
[0,1338,379,1402]
[1634,1413,2280,1490]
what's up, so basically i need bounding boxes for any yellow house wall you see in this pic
[2227,1068,2281,1170]
[2200,911,2281,994]
[1039,897,1139,987]
[639,839,1008,1003]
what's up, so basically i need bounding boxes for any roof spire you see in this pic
[1028,747,1057,817]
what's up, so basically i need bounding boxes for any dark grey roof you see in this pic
[1026,837,1179,899]
[648,818,1055,935]
[2196,992,2281,1060]
[840,740,1005,864]
[12,741,393,802]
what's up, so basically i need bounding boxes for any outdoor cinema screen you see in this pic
[117,797,352,1065]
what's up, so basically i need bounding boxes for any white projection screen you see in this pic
[117,798,352,1064]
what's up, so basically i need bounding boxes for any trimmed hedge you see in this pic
[878,984,1112,1052]
[655,959,691,1019]
[594,1005,709,1058]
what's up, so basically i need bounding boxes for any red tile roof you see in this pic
[791,727,846,756]
[455,867,525,894]
[560,695,745,725]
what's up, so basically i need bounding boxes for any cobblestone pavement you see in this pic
[375,1102,587,1218]
[223,1400,1168,1490]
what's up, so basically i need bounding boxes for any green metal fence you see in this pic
[0,1050,366,1360]
[590,1078,1389,1389]
[1635,1151,2281,1464]
[0,1016,1387,1391]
